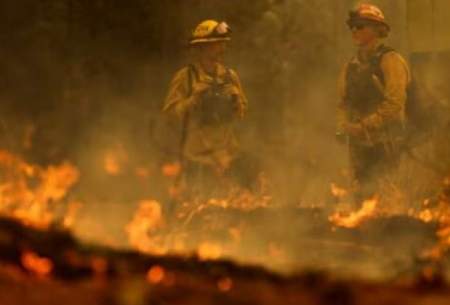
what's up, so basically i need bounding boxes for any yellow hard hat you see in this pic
[190,20,231,45]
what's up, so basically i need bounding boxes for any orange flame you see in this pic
[418,199,450,260]
[161,162,181,178]
[418,209,434,223]
[21,251,53,277]
[146,265,165,284]
[329,197,378,228]
[197,242,222,260]
[330,183,348,198]
[0,150,79,228]
[125,200,166,254]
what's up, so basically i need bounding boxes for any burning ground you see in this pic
[0,201,450,305]
[1,146,450,304]
[1,1,450,303]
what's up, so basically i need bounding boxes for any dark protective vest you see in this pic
[344,45,410,148]
[344,45,394,122]
[345,45,440,148]
[187,64,236,126]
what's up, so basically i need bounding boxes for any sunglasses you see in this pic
[349,23,368,31]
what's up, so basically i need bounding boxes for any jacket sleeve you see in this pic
[337,63,349,132]
[229,69,248,118]
[361,52,410,130]
[162,67,196,119]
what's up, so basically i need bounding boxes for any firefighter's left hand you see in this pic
[343,122,364,137]
[221,84,244,118]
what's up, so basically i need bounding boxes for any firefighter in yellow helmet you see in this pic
[162,20,248,196]
[336,4,411,204]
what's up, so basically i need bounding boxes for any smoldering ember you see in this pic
[0,1,450,304]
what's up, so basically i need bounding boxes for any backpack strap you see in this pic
[371,45,395,64]
[370,45,395,83]
[186,64,199,97]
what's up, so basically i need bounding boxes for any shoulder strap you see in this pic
[370,45,395,69]
[368,45,395,84]
[178,64,200,164]
[186,64,199,97]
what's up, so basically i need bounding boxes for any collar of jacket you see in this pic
[193,62,229,84]
[356,41,383,63]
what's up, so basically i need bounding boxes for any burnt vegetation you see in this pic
[0,1,449,304]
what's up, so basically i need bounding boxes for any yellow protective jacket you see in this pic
[163,62,248,168]
[337,44,411,146]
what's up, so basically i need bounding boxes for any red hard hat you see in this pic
[347,3,390,30]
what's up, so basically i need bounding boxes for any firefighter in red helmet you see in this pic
[336,4,411,204]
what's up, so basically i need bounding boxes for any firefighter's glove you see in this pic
[222,84,244,118]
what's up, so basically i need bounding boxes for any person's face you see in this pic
[349,22,379,47]
[200,41,227,63]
